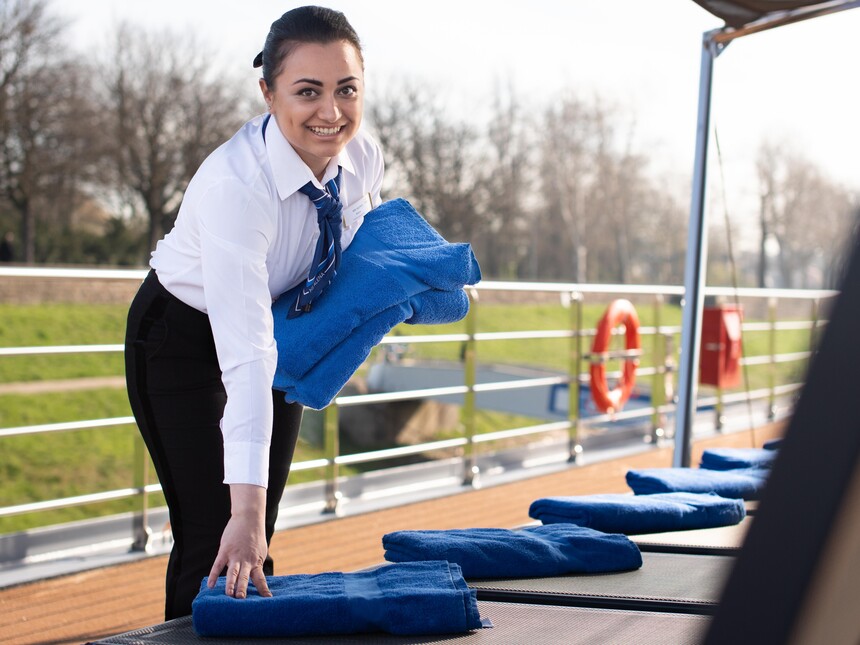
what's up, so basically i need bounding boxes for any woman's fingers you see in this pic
[250,564,273,597]
[208,551,269,599]
[232,562,251,599]
[206,552,228,589]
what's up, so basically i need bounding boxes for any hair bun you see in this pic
[252,51,263,68]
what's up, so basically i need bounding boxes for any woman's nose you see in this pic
[317,94,341,122]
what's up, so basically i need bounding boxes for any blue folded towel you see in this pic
[192,561,483,638]
[700,447,777,471]
[626,467,769,500]
[382,524,642,579]
[273,198,481,384]
[406,288,471,325]
[279,300,411,409]
[528,492,746,534]
[278,288,472,409]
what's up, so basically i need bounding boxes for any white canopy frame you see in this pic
[673,0,860,467]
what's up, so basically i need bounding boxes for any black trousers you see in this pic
[125,270,303,620]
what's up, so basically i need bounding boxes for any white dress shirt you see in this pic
[150,113,384,487]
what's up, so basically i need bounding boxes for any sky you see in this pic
[58,0,860,245]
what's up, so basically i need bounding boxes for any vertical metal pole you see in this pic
[715,385,725,431]
[462,288,479,486]
[809,297,820,353]
[650,294,666,442]
[131,432,152,552]
[673,31,720,468]
[322,403,340,513]
[568,291,583,462]
[768,297,778,419]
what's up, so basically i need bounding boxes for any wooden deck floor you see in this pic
[0,424,782,645]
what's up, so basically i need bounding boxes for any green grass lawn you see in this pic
[0,298,814,534]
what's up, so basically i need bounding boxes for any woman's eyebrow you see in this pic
[291,76,361,87]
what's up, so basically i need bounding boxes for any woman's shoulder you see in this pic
[193,117,269,187]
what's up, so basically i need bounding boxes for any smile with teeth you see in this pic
[309,125,344,135]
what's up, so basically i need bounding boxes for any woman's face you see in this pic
[260,40,364,179]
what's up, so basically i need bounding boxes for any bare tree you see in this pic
[0,0,97,263]
[368,82,488,246]
[482,80,535,278]
[537,95,599,281]
[98,24,247,256]
[756,141,858,288]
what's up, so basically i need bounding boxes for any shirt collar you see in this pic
[263,113,357,200]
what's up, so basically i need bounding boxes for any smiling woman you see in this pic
[253,8,366,180]
[123,5,384,623]
[260,41,365,180]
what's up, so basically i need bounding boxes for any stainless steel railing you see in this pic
[0,267,837,552]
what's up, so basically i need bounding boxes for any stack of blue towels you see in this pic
[699,447,777,471]
[382,524,642,578]
[626,466,769,499]
[272,198,481,409]
[625,445,777,500]
[192,561,483,638]
[528,492,746,534]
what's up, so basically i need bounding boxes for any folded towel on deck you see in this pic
[273,198,481,384]
[626,467,769,500]
[700,447,777,471]
[192,561,483,638]
[382,524,642,579]
[528,492,746,534]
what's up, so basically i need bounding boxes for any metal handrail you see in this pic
[0,267,838,549]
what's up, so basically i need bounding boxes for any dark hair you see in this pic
[253,6,363,89]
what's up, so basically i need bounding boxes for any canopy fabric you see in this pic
[692,1,842,27]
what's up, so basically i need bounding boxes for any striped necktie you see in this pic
[288,168,343,318]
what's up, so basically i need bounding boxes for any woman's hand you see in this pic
[206,484,273,599]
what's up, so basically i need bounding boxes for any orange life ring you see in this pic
[589,299,641,413]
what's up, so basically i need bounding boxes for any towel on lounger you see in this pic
[528,492,746,534]
[273,198,481,383]
[192,561,483,638]
[700,447,777,471]
[382,524,642,579]
[626,467,769,500]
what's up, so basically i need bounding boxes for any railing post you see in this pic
[714,384,725,431]
[130,432,152,552]
[650,295,666,443]
[568,291,583,463]
[322,403,341,513]
[462,287,479,486]
[809,297,820,353]
[768,297,778,419]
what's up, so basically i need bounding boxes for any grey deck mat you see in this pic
[90,600,709,644]
[631,517,752,555]
[468,552,733,615]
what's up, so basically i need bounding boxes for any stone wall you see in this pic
[0,274,143,305]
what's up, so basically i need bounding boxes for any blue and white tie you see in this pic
[289,168,343,318]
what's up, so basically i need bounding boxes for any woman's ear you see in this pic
[259,78,272,111]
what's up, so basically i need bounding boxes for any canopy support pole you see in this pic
[673,30,720,468]
[672,0,860,467]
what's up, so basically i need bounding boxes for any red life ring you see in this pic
[589,299,641,413]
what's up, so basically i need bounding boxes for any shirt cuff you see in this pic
[223,441,270,488]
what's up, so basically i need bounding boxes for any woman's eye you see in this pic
[298,88,317,98]
[338,86,358,97]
